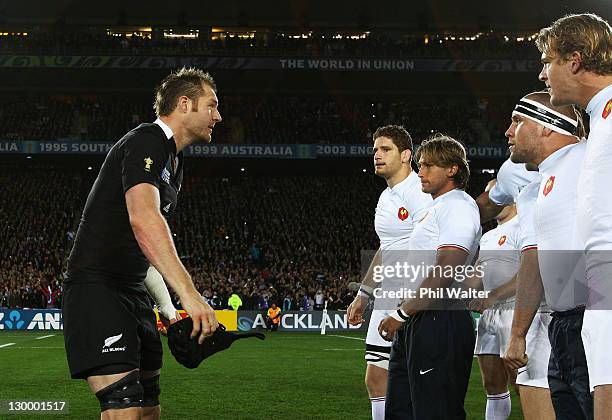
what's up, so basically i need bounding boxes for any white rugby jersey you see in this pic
[489,158,541,205]
[515,182,539,253]
[477,216,521,297]
[535,142,588,311]
[576,84,612,251]
[374,171,433,251]
[408,189,481,280]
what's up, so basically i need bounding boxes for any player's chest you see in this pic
[374,196,414,237]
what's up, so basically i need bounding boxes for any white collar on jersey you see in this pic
[389,170,417,192]
[586,83,612,117]
[432,188,463,203]
[154,118,174,140]
[538,142,578,173]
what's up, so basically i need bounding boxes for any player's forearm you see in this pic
[401,250,469,315]
[144,266,177,319]
[131,213,198,297]
[489,273,517,303]
[458,270,484,291]
[360,247,382,291]
[476,191,503,223]
[511,251,542,338]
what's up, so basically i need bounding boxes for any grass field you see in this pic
[0,331,523,419]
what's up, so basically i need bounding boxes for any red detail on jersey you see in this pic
[398,207,409,221]
[498,235,507,246]
[603,99,612,119]
[543,176,555,197]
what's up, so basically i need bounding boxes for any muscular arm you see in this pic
[126,184,196,297]
[510,249,542,337]
[476,190,504,224]
[361,248,382,291]
[503,249,542,369]
[126,183,218,340]
[347,248,381,325]
[401,248,469,315]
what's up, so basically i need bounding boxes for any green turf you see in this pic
[0,331,523,419]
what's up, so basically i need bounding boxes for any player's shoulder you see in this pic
[589,85,612,125]
[498,158,540,186]
[435,189,478,218]
[398,171,433,205]
[516,179,540,201]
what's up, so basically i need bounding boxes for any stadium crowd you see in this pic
[0,94,512,145]
[1,30,539,59]
[0,163,491,311]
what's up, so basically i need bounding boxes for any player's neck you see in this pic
[431,183,457,200]
[577,74,612,109]
[386,167,411,189]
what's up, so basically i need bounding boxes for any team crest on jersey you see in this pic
[144,157,153,172]
[397,207,409,221]
[603,99,612,120]
[543,176,555,197]
[498,235,507,246]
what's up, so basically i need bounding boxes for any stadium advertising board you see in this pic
[154,310,238,331]
[0,309,62,331]
[0,55,540,72]
[0,309,239,332]
[0,141,508,159]
[237,310,367,332]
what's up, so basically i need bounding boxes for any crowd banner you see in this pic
[237,310,367,332]
[0,141,508,159]
[0,55,541,72]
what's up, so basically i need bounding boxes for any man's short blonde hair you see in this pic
[536,13,612,75]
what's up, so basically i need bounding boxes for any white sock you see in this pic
[370,396,385,420]
[485,391,511,420]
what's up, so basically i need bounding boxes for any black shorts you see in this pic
[62,282,163,379]
[386,310,475,420]
[548,307,593,420]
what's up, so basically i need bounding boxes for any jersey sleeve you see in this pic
[121,131,167,193]
[489,160,515,205]
[516,182,539,252]
[436,200,480,252]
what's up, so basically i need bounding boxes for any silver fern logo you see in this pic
[102,333,126,353]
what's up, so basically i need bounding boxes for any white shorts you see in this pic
[582,309,612,390]
[365,309,392,370]
[474,303,551,389]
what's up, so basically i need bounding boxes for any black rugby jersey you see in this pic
[67,122,183,288]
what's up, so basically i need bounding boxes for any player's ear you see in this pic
[569,51,583,74]
[177,95,189,113]
[447,164,458,178]
[401,149,412,164]
[541,126,554,138]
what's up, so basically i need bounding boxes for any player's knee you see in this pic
[141,374,161,407]
[95,370,143,412]
[365,363,388,394]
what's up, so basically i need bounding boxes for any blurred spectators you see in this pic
[0,94,515,145]
[0,164,492,310]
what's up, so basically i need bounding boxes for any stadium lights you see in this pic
[362,169,367,173]
[240,167,245,172]
[87,166,92,170]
